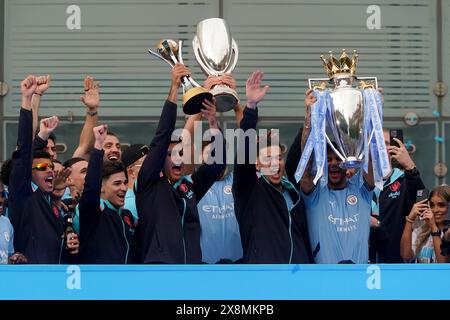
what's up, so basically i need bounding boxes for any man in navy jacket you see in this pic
[9,75,79,263]
[77,124,136,264]
[233,71,313,264]
[136,64,226,264]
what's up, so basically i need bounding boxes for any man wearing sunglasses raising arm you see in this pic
[8,75,79,264]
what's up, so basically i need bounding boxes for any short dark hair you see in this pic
[102,161,125,180]
[106,131,117,138]
[256,130,286,156]
[48,132,56,143]
[327,141,340,154]
[0,159,12,186]
[63,157,87,169]
[33,150,51,160]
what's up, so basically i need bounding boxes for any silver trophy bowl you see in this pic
[193,18,239,112]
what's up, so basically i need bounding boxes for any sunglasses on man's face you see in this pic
[0,191,7,198]
[32,162,54,171]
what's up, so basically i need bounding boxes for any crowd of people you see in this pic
[0,64,449,265]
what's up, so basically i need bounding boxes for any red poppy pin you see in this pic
[389,181,401,192]
[123,216,132,228]
[179,184,188,193]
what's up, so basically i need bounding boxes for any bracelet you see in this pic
[86,110,98,116]
[405,216,415,223]
[35,92,42,96]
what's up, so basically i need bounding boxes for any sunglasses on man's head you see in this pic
[32,162,54,171]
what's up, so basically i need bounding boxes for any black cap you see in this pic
[121,144,149,168]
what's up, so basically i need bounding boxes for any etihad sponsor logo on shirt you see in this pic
[328,213,360,232]
[202,203,235,215]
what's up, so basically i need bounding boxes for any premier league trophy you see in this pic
[295,49,390,188]
[192,18,239,112]
[148,39,213,115]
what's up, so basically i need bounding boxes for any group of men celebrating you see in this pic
[1,63,450,265]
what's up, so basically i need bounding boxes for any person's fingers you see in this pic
[254,71,264,85]
[262,85,270,95]
[84,77,89,91]
[306,88,314,96]
[393,138,404,148]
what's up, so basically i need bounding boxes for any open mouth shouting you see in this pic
[44,175,54,189]
[269,166,281,180]
[107,152,120,161]
[172,164,183,176]
[329,166,342,180]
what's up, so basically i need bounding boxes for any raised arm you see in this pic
[78,124,106,241]
[192,98,226,201]
[136,64,190,191]
[285,128,302,188]
[72,76,100,160]
[9,76,37,202]
[400,200,428,262]
[31,75,51,138]
[233,71,269,216]
[299,89,316,194]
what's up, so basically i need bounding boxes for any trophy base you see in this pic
[182,87,213,115]
[214,94,238,112]
[210,85,239,112]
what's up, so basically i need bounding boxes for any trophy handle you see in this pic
[177,40,184,64]
[357,77,378,90]
[224,38,239,74]
[308,78,332,90]
[173,40,201,89]
[147,49,174,68]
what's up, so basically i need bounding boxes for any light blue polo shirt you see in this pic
[302,172,373,264]
[197,172,243,264]
[0,215,14,264]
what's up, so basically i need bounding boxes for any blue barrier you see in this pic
[0,264,449,300]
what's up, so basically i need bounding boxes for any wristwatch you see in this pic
[86,110,98,116]
[405,166,419,176]
[431,230,442,237]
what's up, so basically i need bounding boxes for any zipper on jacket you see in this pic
[263,177,300,264]
[181,198,187,264]
[120,217,130,264]
[58,237,64,264]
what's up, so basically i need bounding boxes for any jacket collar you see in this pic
[101,199,122,215]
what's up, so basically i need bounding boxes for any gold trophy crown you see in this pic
[320,49,358,79]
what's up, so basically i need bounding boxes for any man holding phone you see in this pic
[369,128,426,263]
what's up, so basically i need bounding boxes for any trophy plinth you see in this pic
[182,87,213,115]
[193,18,239,112]
[148,39,212,115]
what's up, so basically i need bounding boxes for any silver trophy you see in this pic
[308,49,378,169]
[148,39,213,115]
[193,18,239,112]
